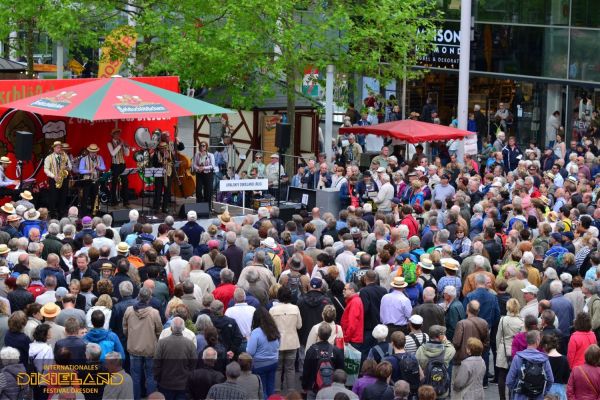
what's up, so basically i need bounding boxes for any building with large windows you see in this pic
[392,0,600,145]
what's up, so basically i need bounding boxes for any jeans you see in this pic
[482,347,490,386]
[158,387,187,400]
[276,349,296,393]
[253,362,278,398]
[130,355,156,400]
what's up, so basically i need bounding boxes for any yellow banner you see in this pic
[98,26,137,78]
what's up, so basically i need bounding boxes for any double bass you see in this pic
[172,125,196,198]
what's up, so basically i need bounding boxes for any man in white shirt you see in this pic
[35,275,58,306]
[374,173,394,213]
[187,256,215,295]
[166,243,189,285]
[92,224,116,258]
[225,288,256,342]
[335,240,357,282]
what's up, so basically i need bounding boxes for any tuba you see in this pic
[55,153,69,189]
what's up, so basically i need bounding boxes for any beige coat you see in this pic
[269,302,302,351]
[123,305,163,357]
[565,288,585,317]
[495,315,524,369]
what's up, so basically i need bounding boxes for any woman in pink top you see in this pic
[568,312,598,368]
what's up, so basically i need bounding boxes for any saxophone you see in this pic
[55,153,69,189]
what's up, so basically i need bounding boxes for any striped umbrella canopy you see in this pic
[1,76,230,121]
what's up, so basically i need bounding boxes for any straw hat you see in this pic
[1,203,15,214]
[441,258,459,270]
[111,128,122,136]
[117,242,130,253]
[20,191,33,201]
[390,277,408,289]
[260,237,277,249]
[219,210,231,224]
[40,303,61,319]
[86,144,99,153]
[6,214,21,223]
[0,244,9,255]
[100,263,114,271]
[0,157,11,164]
[418,258,434,271]
[24,208,41,221]
[61,143,71,151]
[52,141,62,148]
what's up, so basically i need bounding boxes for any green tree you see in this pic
[131,0,439,150]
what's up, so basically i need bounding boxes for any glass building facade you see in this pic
[399,0,600,145]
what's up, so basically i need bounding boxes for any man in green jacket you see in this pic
[443,285,465,341]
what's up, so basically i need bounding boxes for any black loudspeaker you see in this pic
[15,131,34,161]
[178,202,210,219]
[111,209,131,226]
[276,123,291,151]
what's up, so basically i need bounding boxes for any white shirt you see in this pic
[225,302,256,339]
[92,237,117,258]
[189,269,215,294]
[335,251,356,282]
[36,290,57,306]
[159,327,197,347]
[167,256,189,285]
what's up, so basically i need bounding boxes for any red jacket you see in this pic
[212,283,236,312]
[341,294,364,343]
[567,363,600,400]
[568,331,597,369]
[400,215,419,238]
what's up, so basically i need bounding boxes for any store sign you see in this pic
[220,179,268,192]
[464,134,478,155]
[418,27,461,69]
[302,67,319,97]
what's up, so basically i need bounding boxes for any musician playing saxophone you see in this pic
[151,132,184,213]
[44,141,72,219]
[78,143,106,216]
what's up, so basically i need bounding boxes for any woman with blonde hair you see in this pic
[495,298,524,400]
[452,337,486,399]
[305,305,344,349]
[85,294,113,329]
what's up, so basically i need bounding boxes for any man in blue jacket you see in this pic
[502,136,523,172]
[506,330,554,400]
[85,310,125,361]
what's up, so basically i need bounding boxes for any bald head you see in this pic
[422,287,435,302]
[143,279,155,291]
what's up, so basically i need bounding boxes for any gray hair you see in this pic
[195,314,213,333]
[443,285,457,298]
[544,267,558,280]
[220,268,234,283]
[294,240,306,251]
[95,223,107,236]
[474,255,485,268]
[86,343,102,361]
[171,317,185,334]
[233,287,246,303]
[202,347,217,360]
[210,300,225,316]
[138,287,152,303]
[549,279,563,295]
[48,223,60,235]
[226,231,237,244]
[0,347,20,365]
[119,281,134,297]
[168,243,180,256]
[475,273,487,286]
[63,224,75,237]
[225,361,241,379]
[521,251,534,265]
[584,279,598,295]
[102,214,113,226]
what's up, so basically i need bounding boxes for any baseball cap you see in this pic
[415,166,426,173]
[409,315,423,325]
[521,284,539,294]
[82,216,92,225]
[310,278,323,289]
[376,167,386,173]
[551,232,563,242]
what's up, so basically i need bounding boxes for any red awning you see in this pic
[339,119,472,144]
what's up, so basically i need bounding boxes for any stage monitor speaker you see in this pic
[275,123,291,151]
[179,202,210,219]
[15,131,33,161]
[111,209,131,226]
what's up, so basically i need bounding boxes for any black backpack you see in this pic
[285,271,302,304]
[514,357,547,397]
[394,353,421,394]
[409,333,428,350]
[420,274,437,291]
[423,349,450,397]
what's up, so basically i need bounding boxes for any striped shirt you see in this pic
[206,381,248,400]
[404,332,429,354]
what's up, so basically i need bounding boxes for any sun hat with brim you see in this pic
[390,277,408,289]
[0,203,15,214]
[20,191,33,201]
[418,259,434,270]
[40,303,61,319]
[117,242,130,253]
[24,209,40,221]
[6,214,20,223]
[270,154,279,159]
[544,172,555,180]
[261,237,277,249]
[0,244,9,255]
[219,211,231,224]
[52,141,62,148]
[0,157,11,164]
[101,263,114,271]
[61,143,71,151]
[440,258,459,270]
[86,144,100,152]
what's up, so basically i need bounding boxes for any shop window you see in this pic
[572,0,600,28]
[569,29,600,83]
[474,0,568,25]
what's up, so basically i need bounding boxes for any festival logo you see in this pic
[30,91,77,110]
[114,94,168,114]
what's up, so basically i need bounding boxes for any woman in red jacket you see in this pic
[568,312,598,369]
[567,344,600,399]
[340,282,364,344]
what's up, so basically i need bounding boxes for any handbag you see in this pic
[501,317,513,367]
[334,324,345,350]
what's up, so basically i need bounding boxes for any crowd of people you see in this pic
[1,119,600,400]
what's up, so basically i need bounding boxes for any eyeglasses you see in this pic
[256,156,262,159]
[200,144,207,147]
